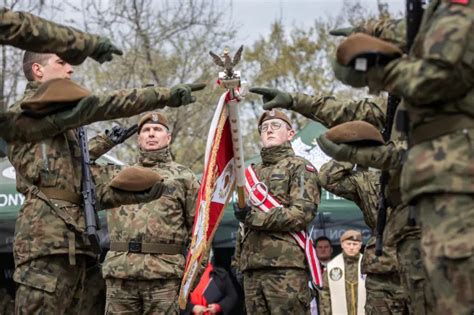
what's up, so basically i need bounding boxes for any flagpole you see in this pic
[210,45,247,208]
[227,96,246,208]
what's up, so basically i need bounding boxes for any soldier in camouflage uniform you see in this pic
[249,89,416,313]
[331,2,474,313]
[0,7,122,64]
[250,16,432,314]
[233,110,320,315]
[8,51,204,314]
[319,160,407,314]
[0,8,124,142]
[88,112,199,314]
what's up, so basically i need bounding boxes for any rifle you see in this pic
[375,0,424,256]
[106,124,139,144]
[77,126,102,254]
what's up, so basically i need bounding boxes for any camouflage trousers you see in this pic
[73,264,106,315]
[365,272,408,315]
[416,193,474,315]
[105,278,180,314]
[397,236,431,314]
[243,268,311,315]
[14,254,89,315]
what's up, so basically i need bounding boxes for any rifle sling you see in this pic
[40,187,82,205]
[411,114,474,146]
[27,185,83,265]
[110,242,184,255]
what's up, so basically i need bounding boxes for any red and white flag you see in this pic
[178,91,240,309]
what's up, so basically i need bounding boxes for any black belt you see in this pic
[110,241,184,255]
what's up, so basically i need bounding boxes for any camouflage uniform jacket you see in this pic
[290,90,420,246]
[102,147,199,280]
[239,142,320,272]
[8,82,172,266]
[319,160,398,274]
[380,0,474,202]
[320,253,361,315]
[1,7,101,64]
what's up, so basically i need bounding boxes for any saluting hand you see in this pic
[169,83,207,107]
[249,87,293,110]
[90,37,123,63]
[316,135,356,162]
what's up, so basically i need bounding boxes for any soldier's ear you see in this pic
[287,129,296,141]
[31,63,43,79]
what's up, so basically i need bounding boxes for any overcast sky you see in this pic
[223,0,405,44]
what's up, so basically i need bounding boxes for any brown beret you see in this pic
[340,230,362,243]
[337,33,403,69]
[258,110,292,128]
[110,166,163,192]
[325,121,384,146]
[138,112,169,133]
[21,78,91,117]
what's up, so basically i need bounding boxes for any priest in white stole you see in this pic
[320,230,366,315]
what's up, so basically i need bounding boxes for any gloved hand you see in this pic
[105,124,138,145]
[134,180,167,203]
[316,135,356,162]
[331,59,386,94]
[329,26,362,37]
[105,125,128,144]
[233,203,251,223]
[90,37,123,63]
[168,83,206,107]
[249,87,293,110]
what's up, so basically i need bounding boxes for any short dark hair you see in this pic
[315,236,332,246]
[22,51,52,81]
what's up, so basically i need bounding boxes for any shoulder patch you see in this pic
[450,0,469,4]
[305,164,316,173]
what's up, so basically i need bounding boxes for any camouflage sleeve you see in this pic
[291,93,386,130]
[349,140,407,170]
[245,163,320,232]
[364,18,406,51]
[319,269,331,315]
[319,160,359,202]
[0,8,99,65]
[6,87,169,143]
[88,133,116,161]
[183,172,199,241]
[383,4,474,105]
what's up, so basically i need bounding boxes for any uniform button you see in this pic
[462,128,468,134]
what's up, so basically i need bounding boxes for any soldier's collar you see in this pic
[138,147,172,166]
[24,81,42,93]
[260,141,294,165]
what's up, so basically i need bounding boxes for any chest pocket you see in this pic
[267,167,291,205]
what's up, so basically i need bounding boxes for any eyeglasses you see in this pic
[258,121,288,133]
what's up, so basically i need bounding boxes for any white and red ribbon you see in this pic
[245,164,323,288]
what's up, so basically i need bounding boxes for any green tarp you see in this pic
[0,121,370,253]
